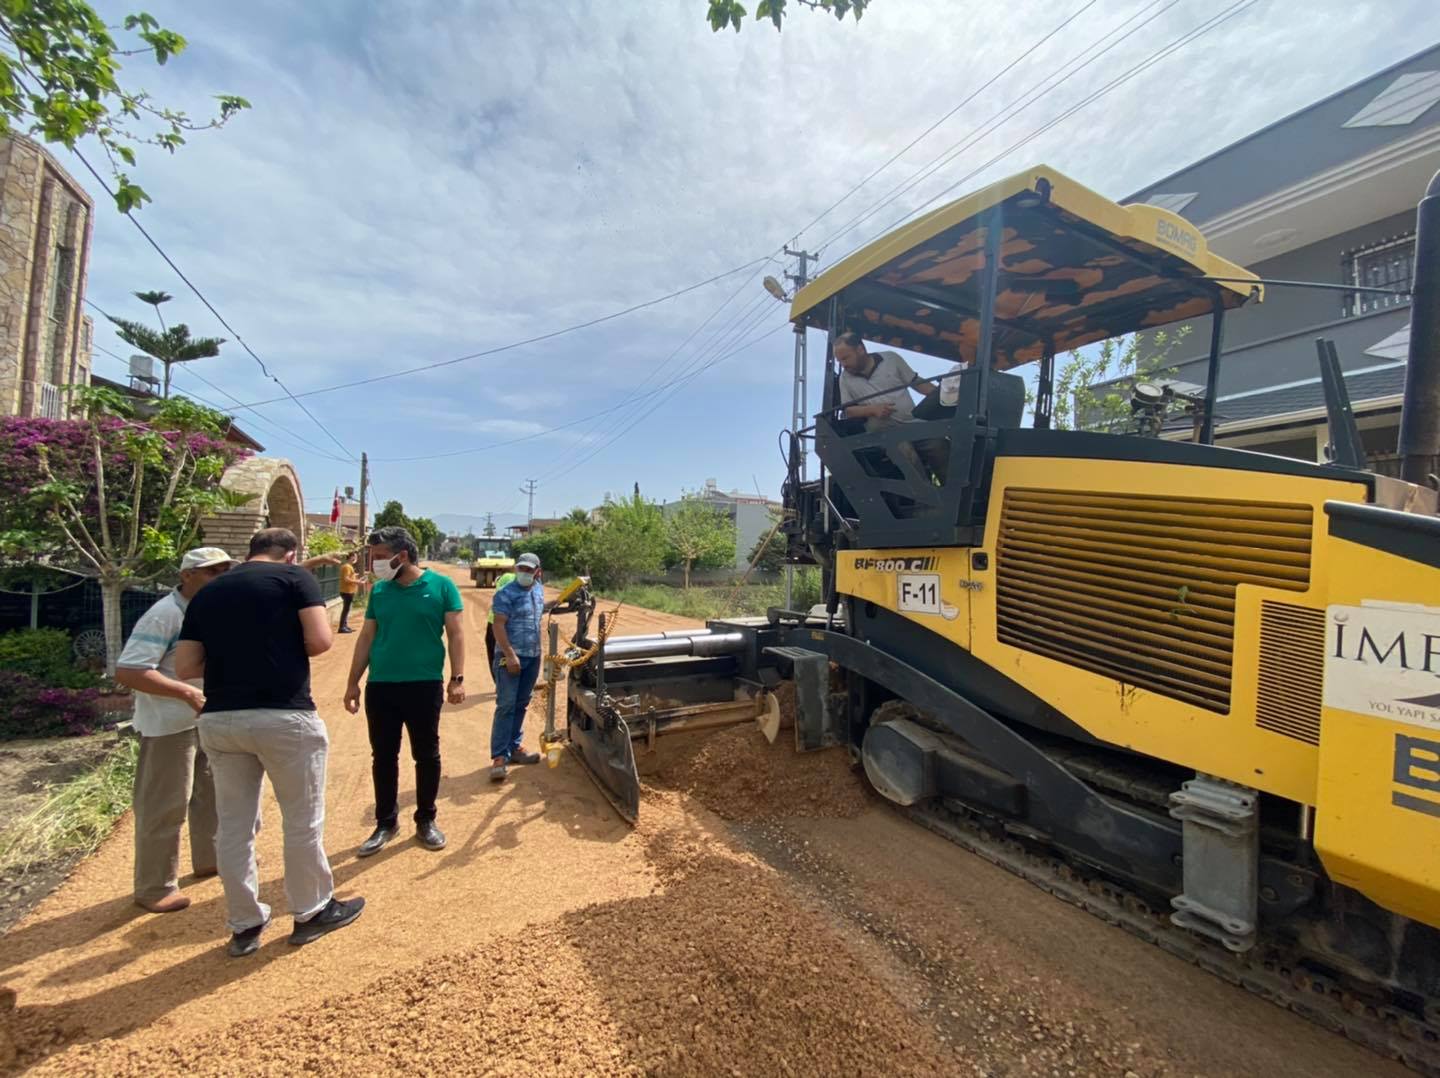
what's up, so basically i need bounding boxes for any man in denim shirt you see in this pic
[489,552,546,781]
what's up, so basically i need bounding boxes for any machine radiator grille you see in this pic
[1255,601,1325,745]
[995,488,1314,713]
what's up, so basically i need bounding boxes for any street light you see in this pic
[763,275,790,303]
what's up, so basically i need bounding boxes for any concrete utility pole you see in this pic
[519,478,538,531]
[783,246,815,612]
[785,245,815,479]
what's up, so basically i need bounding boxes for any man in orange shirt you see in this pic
[338,551,362,634]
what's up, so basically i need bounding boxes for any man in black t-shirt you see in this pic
[177,528,364,957]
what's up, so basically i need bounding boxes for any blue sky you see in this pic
[74,0,1438,529]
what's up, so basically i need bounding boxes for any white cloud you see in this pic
[77,0,1438,518]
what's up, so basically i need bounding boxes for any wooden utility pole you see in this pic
[357,452,369,559]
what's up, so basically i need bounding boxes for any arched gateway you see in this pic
[200,457,307,558]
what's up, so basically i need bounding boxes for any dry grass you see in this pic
[0,737,137,876]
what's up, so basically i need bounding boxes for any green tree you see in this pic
[0,386,243,673]
[410,516,439,558]
[0,2,250,212]
[706,0,871,32]
[588,493,666,590]
[665,496,737,589]
[566,507,591,526]
[1053,327,1192,432]
[306,529,345,557]
[747,511,786,572]
[108,290,224,398]
[456,546,474,562]
[372,500,410,531]
[515,520,594,580]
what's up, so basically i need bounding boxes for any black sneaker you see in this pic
[357,825,396,858]
[289,897,365,947]
[416,821,446,851]
[338,626,355,634]
[510,750,541,765]
[228,914,270,958]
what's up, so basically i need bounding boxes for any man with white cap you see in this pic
[489,551,546,782]
[115,546,235,913]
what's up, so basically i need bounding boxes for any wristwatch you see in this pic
[449,675,464,684]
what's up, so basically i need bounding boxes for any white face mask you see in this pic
[515,570,536,588]
[371,555,402,582]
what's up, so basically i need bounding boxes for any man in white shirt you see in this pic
[115,547,235,913]
[834,331,940,430]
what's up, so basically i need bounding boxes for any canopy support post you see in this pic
[1199,295,1227,446]
[975,206,1003,424]
[1034,345,1054,429]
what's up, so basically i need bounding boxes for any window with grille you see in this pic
[44,245,76,384]
[1342,233,1414,317]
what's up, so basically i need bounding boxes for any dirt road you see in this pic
[0,564,1408,1075]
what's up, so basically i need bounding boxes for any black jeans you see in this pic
[339,592,355,628]
[365,680,443,828]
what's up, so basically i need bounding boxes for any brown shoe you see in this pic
[137,892,191,914]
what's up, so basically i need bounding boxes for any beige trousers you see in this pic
[199,708,334,933]
[133,728,218,904]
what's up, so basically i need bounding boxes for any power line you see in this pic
[302,5,1109,474]
[367,290,779,463]
[232,255,773,409]
[811,0,1180,255]
[70,149,357,461]
[372,313,786,471]
[527,268,777,478]
[863,0,1262,249]
[517,2,1257,485]
[513,4,1105,482]
[86,305,353,463]
[534,303,788,483]
[791,0,1103,245]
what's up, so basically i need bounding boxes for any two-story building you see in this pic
[1119,44,1440,473]
[0,134,94,419]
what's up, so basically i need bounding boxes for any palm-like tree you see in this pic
[134,290,174,331]
[110,290,223,398]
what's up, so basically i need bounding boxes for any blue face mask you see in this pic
[516,571,536,588]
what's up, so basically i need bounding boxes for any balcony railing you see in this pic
[1342,233,1414,318]
[38,382,63,419]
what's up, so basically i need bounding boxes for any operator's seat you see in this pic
[916,367,1026,429]
[816,367,1028,548]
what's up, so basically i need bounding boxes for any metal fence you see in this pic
[311,564,341,602]
[0,575,172,658]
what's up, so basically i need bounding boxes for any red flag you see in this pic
[329,489,341,525]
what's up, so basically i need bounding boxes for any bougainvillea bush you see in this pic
[0,388,247,672]
[0,671,105,740]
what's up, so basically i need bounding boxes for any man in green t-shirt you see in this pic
[484,570,515,669]
[344,525,465,856]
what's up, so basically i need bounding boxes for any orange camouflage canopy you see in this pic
[790,166,1262,369]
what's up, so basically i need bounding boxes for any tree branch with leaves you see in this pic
[0,1,250,211]
[0,385,245,673]
[706,0,871,32]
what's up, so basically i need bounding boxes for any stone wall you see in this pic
[199,457,309,558]
[0,134,94,419]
